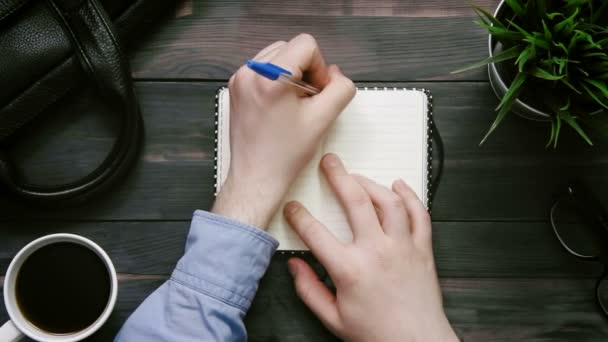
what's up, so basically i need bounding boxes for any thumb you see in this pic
[288,258,342,334]
[304,65,356,123]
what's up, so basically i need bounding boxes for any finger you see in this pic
[304,65,356,124]
[253,40,287,61]
[352,175,410,239]
[288,258,342,334]
[271,33,329,88]
[320,154,382,241]
[256,46,283,63]
[392,179,432,250]
[284,201,345,271]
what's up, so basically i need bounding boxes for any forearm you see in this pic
[115,211,278,341]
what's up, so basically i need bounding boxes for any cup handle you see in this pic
[0,320,22,341]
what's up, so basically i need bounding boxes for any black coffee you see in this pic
[16,242,111,334]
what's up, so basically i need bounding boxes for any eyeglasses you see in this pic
[550,181,608,316]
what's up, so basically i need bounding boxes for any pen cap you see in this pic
[246,60,292,80]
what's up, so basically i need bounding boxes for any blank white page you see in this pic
[216,88,429,250]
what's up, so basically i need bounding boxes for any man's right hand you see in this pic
[213,34,355,229]
[284,153,459,342]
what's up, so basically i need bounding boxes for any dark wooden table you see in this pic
[2,0,608,340]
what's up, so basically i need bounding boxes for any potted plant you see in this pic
[454,0,608,147]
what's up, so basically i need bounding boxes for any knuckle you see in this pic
[345,191,370,208]
[331,75,355,97]
[296,33,317,47]
[257,80,275,94]
[388,194,405,210]
[232,66,251,85]
[334,263,358,288]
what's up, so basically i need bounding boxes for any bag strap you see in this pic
[0,0,143,205]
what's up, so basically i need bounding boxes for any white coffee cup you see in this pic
[0,234,117,342]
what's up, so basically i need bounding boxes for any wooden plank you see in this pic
[1,277,606,341]
[128,0,500,81]
[0,278,166,341]
[0,222,188,276]
[169,0,499,18]
[0,222,601,278]
[1,81,606,221]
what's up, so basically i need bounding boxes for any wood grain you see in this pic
[1,277,606,341]
[1,82,606,221]
[1,1,606,338]
[165,0,499,18]
[0,221,601,278]
[127,0,500,81]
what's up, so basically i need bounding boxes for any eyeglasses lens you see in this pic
[551,196,603,259]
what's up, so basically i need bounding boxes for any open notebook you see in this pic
[215,87,433,250]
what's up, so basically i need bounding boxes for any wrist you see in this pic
[212,175,287,229]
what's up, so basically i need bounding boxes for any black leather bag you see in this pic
[0,0,172,205]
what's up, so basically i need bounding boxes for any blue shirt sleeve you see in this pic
[115,210,279,341]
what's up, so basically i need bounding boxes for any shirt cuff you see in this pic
[171,210,279,312]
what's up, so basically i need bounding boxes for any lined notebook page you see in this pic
[319,90,428,244]
[216,88,429,250]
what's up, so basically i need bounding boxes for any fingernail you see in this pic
[322,154,340,168]
[287,259,298,277]
[285,202,300,215]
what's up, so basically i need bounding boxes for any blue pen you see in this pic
[246,60,320,95]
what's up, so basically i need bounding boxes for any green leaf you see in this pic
[552,57,576,74]
[583,52,608,58]
[523,33,550,49]
[496,71,527,111]
[554,7,580,36]
[529,66,565,80]
[515,44,536,72]
[554,42,569,54]
[564,0,590,10]
[561,78,583,94]
[507,19,533,38]
[547,114,563,148]
[576,67,590,77]
[547,117,557,148]
[480,72,528,145]
[594,37,608,47]
[559,97,571,111]
[472,5,505,28]
[582,83,608,109]
[559,110,593,146]
[542,20,552,40]
[553,115,562,148]
[451,45,521,74]
[547,12,565,20]
[568,31,588,51]
[584,79,608,98]
[505,0,525,16]
[476,20,525,40]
